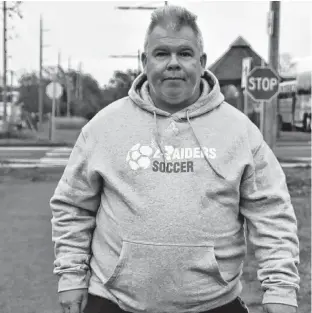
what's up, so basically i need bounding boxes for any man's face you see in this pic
[142,24,207,106]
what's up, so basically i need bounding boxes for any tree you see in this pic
[101,69,140,108]
[18,72,52,114]
[73,72,104,119]
[16,67,141,121]
[279,53,296,76]
[108,69,139,90]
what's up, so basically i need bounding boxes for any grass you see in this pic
[54,116,88,130]
[36,116,87,145]
[0,116,88,146]
[0,167,310,313]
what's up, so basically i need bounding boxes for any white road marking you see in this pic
[40,158,69,165]
[0,147,56,151]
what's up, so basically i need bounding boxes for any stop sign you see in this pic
[246,66,280,101]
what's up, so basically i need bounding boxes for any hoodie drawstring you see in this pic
[153,110,224,179]
[153,111,166,164]
[186,110,225,180]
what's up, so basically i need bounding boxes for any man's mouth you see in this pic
[163,77,185,81]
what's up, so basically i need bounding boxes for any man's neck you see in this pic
[149,86,202,115]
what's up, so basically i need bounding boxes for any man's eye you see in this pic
[156,52,168,57]
[180,52,192,57]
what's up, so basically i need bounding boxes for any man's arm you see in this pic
[50,127,103,292]
[239,137,300,308]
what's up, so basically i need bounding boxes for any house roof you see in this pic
[208,36,267,83]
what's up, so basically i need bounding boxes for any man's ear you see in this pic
[200,53,207,76]
[141,52,147,74]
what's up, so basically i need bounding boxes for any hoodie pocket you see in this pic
[105,240,229,311]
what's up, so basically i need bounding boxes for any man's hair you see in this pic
[143,5,204,53]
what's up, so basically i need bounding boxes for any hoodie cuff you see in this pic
[262,288,298,307]
[58,272,90,292]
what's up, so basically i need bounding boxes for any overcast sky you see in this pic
[1,0,311,86]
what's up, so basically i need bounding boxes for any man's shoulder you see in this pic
[90,96,133,122]
[218,101,249,122]
[82,96,134,136]
[94,96,133,120]
[218,101,263,151]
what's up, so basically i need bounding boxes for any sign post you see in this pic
[260,60,265,134]
[246,66,280,138]
[241,57,252,115]
[46,78,63,141]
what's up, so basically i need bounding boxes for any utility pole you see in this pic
[2,1,8,130]
[10,70,14,91]
[57,51,61,116]
[67,56,71,117]
[38,15,43,130]
[75,62,83,100]
[79,62,83,101]
[137,50,141,73]
[114,3,162,74]
[57,51,61,71]
[263,1,280,150]
[38,15,49,130]
[1,1,22,133]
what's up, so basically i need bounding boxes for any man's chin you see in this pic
[163,96,186,105]
[161,92,186,104]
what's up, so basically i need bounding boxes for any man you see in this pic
[51,5,300,313]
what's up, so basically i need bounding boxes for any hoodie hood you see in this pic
[128,69,226,179]
[128,69,224,120]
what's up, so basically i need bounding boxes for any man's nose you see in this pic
[167,54,181,71]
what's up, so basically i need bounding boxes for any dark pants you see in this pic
[83,294,249,313]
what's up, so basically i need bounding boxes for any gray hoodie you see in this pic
[50,70,300,313]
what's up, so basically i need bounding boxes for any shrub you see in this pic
[54,116,88,130]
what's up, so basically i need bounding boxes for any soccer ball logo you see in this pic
[126,143,153,170]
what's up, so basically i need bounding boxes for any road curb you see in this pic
[277,157,311,163]
[0,142,72,147]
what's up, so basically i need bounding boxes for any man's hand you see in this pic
[59,289,88,313]
[263,303,297,313]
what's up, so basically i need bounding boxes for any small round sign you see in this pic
[46,82,63,99]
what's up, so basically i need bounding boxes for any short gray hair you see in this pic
[143,5,204,54]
